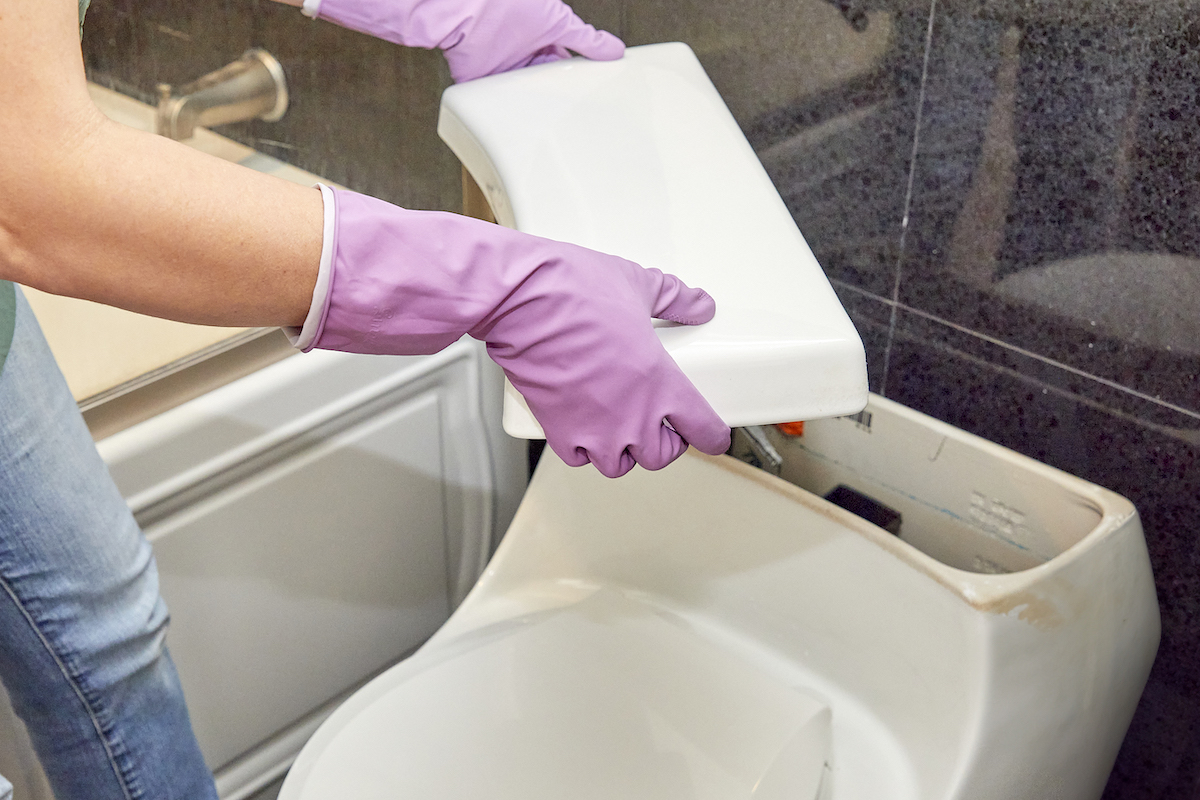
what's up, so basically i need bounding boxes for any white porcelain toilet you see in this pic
[278,44,1159,800]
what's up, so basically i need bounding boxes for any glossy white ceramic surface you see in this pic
[282,395,1158,800]
[283,588,831,799]
[439,43,868,438]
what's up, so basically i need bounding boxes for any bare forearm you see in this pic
[3,119,322,328]
[0,0,321,329]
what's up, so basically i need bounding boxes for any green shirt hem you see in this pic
[0,282,15,378]
[0,4,89,373]
[0,2,89,373]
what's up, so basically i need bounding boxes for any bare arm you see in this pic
[0,0,322,328]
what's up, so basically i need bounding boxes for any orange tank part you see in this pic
[775,421,805,436]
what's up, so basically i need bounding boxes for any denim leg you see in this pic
[0,288,217,800]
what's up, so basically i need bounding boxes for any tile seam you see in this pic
[832,278,1200,424]
[880,0,939,397]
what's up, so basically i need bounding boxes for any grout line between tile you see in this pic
[831,278,1200,424]
[880,0,938,398]
[900,304,1200,423]
[915,320,1200,445]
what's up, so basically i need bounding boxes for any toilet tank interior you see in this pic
[732,395,1106,575]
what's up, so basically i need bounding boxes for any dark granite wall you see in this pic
[82,1,1197,796]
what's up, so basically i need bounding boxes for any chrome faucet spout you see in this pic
[156,48,288,141]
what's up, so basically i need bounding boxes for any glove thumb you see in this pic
[554,18,625,62]
[648,272,717,326]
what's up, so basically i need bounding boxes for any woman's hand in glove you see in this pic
[306,0,624,83]
[299,187,730,478]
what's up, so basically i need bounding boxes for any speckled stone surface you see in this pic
[82,1,1198,795]
[897,6,1200,417]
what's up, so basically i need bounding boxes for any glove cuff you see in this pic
[285,183,337,351]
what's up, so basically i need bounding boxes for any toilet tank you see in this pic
[742,396,1162,799]
[459,394,1159,800]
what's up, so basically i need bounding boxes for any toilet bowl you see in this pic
[278,44,1158,800]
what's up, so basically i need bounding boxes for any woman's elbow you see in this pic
[0,108,109,296]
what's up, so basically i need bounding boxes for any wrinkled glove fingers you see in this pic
[627,420,690,472]
[546,438,636,479]
[552,14,625,61]
[551,439,592,470]
[585,445,637,479]
[526,44,572,67]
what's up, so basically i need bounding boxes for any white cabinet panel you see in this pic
[89,341,528,797]
[147,392,450,770]
[101,349,450,505]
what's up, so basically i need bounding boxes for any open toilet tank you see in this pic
[280,43,1159,799]
[280,395,1158,800]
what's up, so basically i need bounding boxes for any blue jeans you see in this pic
[0,288,217,800]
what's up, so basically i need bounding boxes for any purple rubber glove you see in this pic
[307,188,730,478]
[309,0,625,83]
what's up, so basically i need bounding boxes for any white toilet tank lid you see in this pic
[438,42,868,438]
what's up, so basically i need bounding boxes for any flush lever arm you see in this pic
[741,425,784,476]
